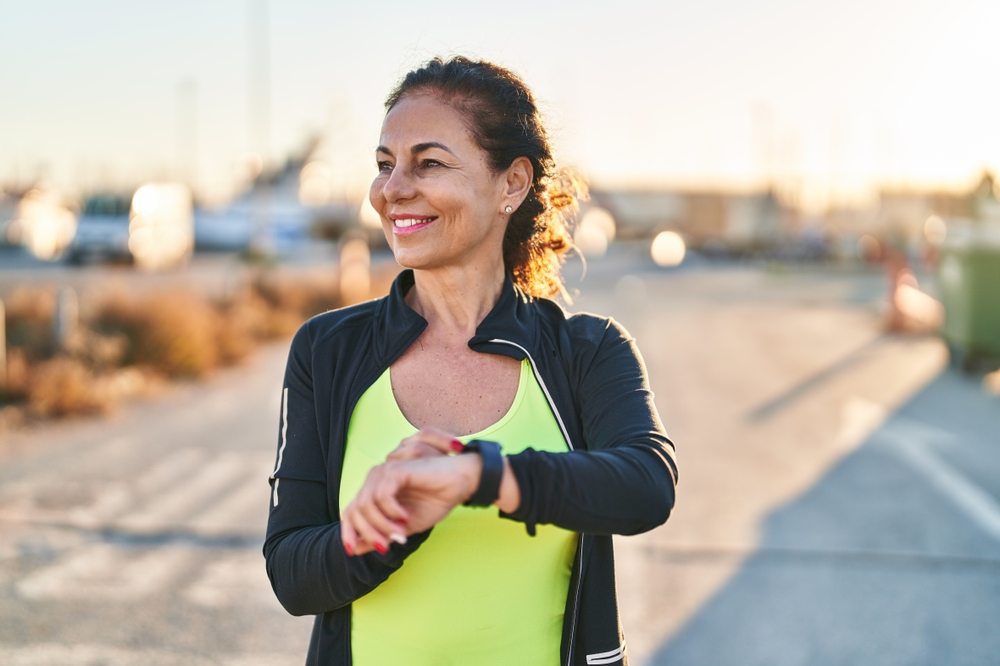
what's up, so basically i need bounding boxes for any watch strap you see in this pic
[461,439,504,507]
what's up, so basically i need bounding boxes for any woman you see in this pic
[265,57,677,666]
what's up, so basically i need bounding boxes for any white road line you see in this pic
[880,419,1000,544]
[0,448,206,529]
[65,481,132,529]
[134,447,208,496]
[0,644,302,666]
[183,551,274,608]
[17,543,193,601]
[188,459,272,535]
[117,451,247,533]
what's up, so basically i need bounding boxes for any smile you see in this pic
[391,215,437,233]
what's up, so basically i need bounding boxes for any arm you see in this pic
[333,320,675,548]
[262,324,429,616]
[264,479,431,615]
[500,318,677,536]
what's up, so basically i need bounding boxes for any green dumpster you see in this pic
[939,242,1000,369]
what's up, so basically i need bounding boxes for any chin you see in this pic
[390,246,446,272]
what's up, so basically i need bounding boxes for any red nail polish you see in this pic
[450,439,465,453]
[375,542,388,555]
[344,543,354,556]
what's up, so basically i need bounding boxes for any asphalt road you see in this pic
[1,245,998,665]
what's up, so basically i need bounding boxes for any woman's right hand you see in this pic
[341,428,468,556]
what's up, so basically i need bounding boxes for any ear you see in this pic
[502,157,533,211]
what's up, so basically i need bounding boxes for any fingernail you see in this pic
[450,439,465,452]
[396,517,408,525]
[390,533,408,545]
[344,543,354,556]
[375,542,388,555]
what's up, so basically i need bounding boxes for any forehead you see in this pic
[379,93,477,150]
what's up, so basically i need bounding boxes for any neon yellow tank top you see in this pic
[340,359,577,666]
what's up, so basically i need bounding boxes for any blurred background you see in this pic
[1,1,999,665]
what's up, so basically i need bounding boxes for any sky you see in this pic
[2,0,999,210]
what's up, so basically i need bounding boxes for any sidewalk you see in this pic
[641,365,1000,666]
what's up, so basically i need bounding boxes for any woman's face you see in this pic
[370,93,510,273]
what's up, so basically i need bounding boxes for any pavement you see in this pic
[0,244,998,665]
[0,343,312,665]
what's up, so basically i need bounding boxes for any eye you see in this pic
[420,159,442,169]
[376,161,393,173]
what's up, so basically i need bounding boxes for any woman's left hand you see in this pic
[340,451,482,556]
[385,427,465,462]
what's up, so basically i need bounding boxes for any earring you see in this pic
[504,205,513,213]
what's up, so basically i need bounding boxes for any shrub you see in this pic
[0,261,398,425]
[95,291,221,378]
[28,357,113,417]
[4,287,55,359]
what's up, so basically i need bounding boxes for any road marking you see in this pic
[17,543,192,601]
[117,451,247,533]
[183,551,274,608]
[65,481,132,529]
[134,447,207,496]
[879,417,1000,544]
[0,644,302,666]
[188,459,272,535]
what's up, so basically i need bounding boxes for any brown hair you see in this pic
[386,56,587,299]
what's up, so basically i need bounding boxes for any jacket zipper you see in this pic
[488,338,585,666]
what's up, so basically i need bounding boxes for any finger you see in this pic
[386,440,441,462]
[411,427,465,454]
[358,492,408,546]
[343,505,378,556]
[372,487,410,539]
[340,511,358,556]
[351,509,391,555]
[352,539,376,556]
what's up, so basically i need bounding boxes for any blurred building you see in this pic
[594,188,794,254]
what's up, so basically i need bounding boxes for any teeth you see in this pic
[394,218,432,228]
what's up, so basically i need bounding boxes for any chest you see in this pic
[389,339,521,436]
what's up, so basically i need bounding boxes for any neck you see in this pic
[406,259,506,337]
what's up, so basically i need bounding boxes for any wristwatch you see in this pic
[461,439,504,507]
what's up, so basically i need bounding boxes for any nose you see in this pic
[380,163,416,204]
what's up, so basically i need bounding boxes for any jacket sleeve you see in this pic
[262,323,430,617]
[500,318,677,536]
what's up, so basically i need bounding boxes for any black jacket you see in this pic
[264,270,677,666]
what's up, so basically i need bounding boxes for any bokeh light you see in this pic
[128,184,194,270]
[12,187,77,260]
[573,207,617,258]
[574,223,608,257]
[651,231,686,267]
[856,234,881,262]
[924,215,947,246]
[580,208,616,242]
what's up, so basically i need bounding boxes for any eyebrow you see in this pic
[375,142,456,157]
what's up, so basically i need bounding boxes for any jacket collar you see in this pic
[375,269,539,365]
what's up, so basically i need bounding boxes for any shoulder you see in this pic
[533,297,632,347]
[291,297,383,354]
[532,298,636,370]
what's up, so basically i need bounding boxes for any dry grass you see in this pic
[3,287,56,358]
[0,264,391,427]
[95,291,223,378]
[27,357,113,417]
